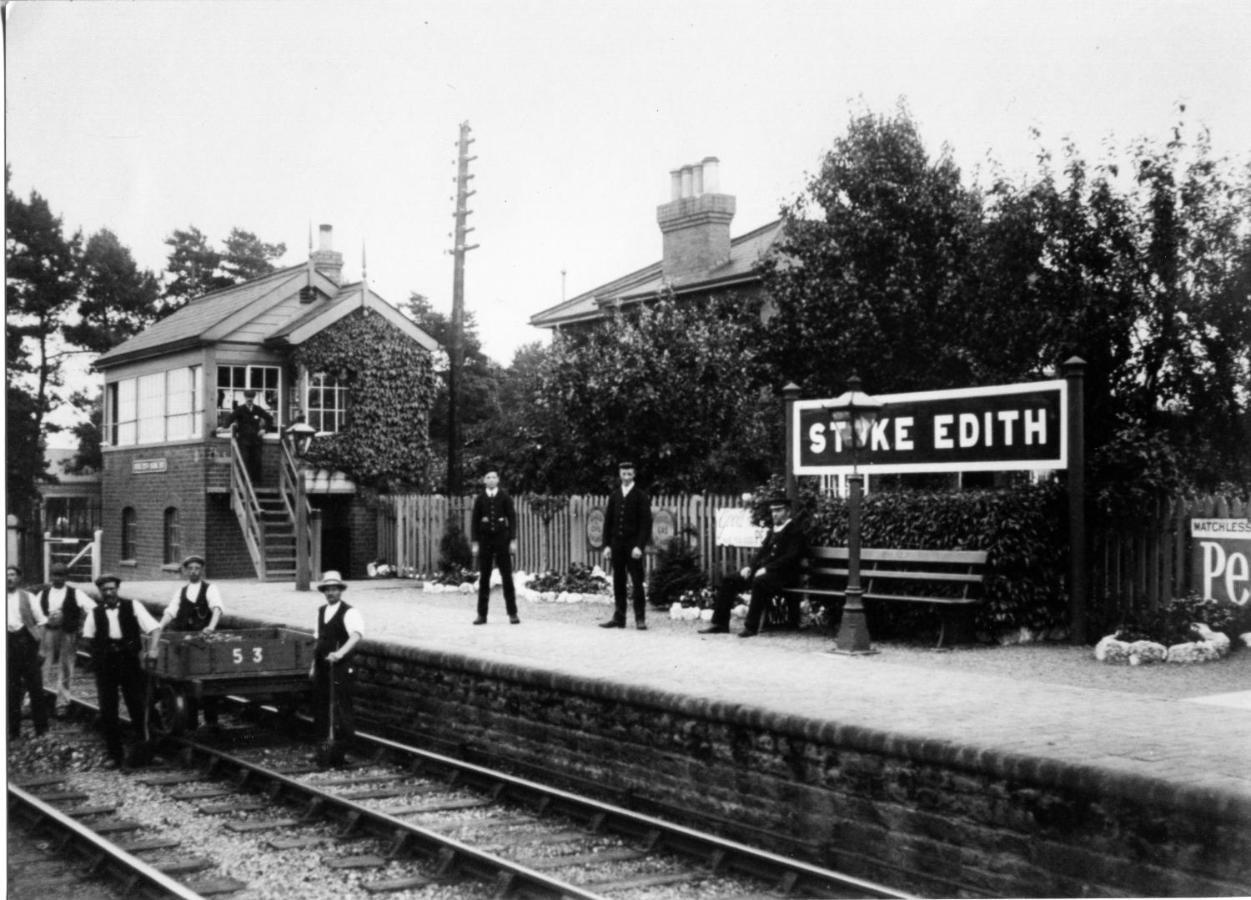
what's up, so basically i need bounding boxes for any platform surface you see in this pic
[111,577,1251,809]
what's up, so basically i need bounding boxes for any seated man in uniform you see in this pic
[699,495,807,638]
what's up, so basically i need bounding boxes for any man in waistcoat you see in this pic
[38,562,89,717]
[699,495,807,638]
[600,460,652,630]
[309,571,364,755]
[7,564,49,739]
[470,468,519,625]
[158,554,224,729]
[227,389,274,485]
[81,574,161,767]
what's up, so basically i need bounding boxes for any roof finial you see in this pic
[360,239,368,308]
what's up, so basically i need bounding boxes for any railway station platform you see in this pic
[111,576,1251,898]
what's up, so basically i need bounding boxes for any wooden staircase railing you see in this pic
[279,434,322,590]
[228,438,267,579]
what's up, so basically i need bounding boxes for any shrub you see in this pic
[438,516,473,575]
[1114,592,1251,646]
[525,562,608,594]
[646,529,708,608]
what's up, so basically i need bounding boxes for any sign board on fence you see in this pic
[1190,518,1251,606]
[586,507,605,550]
[793,380,1067,475]
[651,508,676,548]
[715,508,764,548]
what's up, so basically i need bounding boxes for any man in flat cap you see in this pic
[227,389,274,485]
[700,495,807,638]
[158,554,224,729]
[600,459,652,630]
[470,467,519,625]
[81,575,161,767]
[37,561,89,717]
[7,564,48,739]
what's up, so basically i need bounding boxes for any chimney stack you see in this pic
[656,156,735,282]
[311,223,344,284]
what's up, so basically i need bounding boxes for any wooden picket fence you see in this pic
[1091,492,1248,622]
[375,493,753,580]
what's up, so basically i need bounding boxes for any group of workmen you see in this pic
[7,555,363,769]
[470,459,806,637]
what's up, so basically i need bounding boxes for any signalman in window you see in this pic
[227,389,274,484]
[158,554,224,729]
[470,468,519,625]
[600,459,653,630]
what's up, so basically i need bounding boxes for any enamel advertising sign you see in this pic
[1190,519,1251,606]
[793,380,1068,476]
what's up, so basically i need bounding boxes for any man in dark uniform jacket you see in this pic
[228,389,274,485]
[600,460,652,630]
[470,468,519,625]
[700,495,807,638]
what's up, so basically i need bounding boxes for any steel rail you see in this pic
[7,782,207,900]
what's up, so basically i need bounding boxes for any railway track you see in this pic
[9,691,912,899]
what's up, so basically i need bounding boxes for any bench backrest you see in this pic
[801,546,988,604]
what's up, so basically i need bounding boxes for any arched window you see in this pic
[164,507,181,565]
[121,507,137,561]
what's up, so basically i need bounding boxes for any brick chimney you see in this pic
[311,223,344,284]
[656,157,735,281]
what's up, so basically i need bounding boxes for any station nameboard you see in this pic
[793,380,1068,476]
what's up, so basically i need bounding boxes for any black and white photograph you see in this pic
[5,2,1250,897]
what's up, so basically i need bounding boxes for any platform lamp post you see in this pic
[827,376,883,656]
[286,417,317,591]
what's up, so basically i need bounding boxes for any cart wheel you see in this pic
[159,684,189,736]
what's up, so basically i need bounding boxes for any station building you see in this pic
[92,226,438,582]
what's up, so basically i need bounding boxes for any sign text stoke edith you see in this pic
[794,381,1068,475]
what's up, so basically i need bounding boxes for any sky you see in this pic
[6,0,1251,375]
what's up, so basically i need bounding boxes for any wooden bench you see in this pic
[773,547,989,647]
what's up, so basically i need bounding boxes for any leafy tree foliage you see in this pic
[162,225,285,311]
[292,308,439,491]
[529,293,776,494]
[221,228,286,283]
[63,228,161,354]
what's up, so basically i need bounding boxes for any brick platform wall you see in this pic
[228,615,1251,897]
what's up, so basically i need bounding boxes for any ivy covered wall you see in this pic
[293,308,439,491]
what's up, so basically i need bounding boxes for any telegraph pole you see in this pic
[448,121,478,496]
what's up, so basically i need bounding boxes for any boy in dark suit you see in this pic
[600,460,652,630]
[470,468,519,624]
[700,495,807,638]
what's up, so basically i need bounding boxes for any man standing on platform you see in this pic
[38,562,89,717]
[600,459,652,631]
[158,554,224,729]
[81,575,161,767]
[309,571,364,749]
[228,389,274,485]
[700,495,807,638]
[470,468,519,625]
[7,564,48,740]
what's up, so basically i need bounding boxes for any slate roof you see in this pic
[529,218,784,329]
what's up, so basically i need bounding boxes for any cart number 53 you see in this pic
[232,647,263,664]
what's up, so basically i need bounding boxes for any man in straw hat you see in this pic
[80,574,161,767]
[158,554,224,729]
[309,571,364,753]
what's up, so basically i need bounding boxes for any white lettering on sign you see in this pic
[895,417,915,451]
[934,414,954,450]
[998,409,1020,445]
[1024,408,1047,445]
[808,422,826,455]
[1191,518,1251,538]
[1200,541,1250,606]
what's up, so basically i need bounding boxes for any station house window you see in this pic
[306,373,348,433]
[105,365,201,447]
[217,365,280,430]
[121,507,137,562]
[163,507,181,566]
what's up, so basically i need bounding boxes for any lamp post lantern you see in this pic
[285,415,317,590]
[826,376,882,655]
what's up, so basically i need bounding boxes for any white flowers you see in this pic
[1094,622,1232,665]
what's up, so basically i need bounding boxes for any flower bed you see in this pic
[1095,622,1235,665]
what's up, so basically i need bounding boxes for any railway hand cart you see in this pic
[152,627,316,735]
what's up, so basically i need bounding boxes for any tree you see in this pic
[5,167,80,519]
[162,225,229,310]
[221,228,286,283]
[759,102,984,398]
[63,228,161,354]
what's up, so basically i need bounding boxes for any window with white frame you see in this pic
[105,365,202,447]
[216,365,280,430]
[306,372,348,433]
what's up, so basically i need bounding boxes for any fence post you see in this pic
[42,532,52,582]
[91,529,103,582]
[1064,357,1088,644]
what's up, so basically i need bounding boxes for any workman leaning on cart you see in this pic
[82,574,161,768]
[309,571,364,745]
[158,553,224,729]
